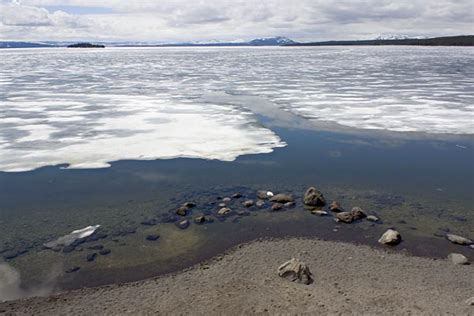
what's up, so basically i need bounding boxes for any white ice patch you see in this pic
[43,225,101,248]
[0,47,473,172]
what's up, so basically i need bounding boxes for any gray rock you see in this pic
[146,234,160,241]
[366,215,380,222]
[378,229,401,245]
[303,187,326,207]
[278,258,312,285]
[446,234,472,245]
[257,190,273,200]
[311,210,328,216]
[335,212,354,223]
[242,200,254,208]
[350,207,367,220]
[222,197,231,203]
[284,201,295,208]
[256,200,266,208]
[329,201,344,213]
[270,193,294,203]
[218,207,232,216]
[271,203,284,211]
[176,206,189,216]
[448,253,469,265]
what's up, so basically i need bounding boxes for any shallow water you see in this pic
[0,47,473,297]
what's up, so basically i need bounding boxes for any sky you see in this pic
[0,0,473,42]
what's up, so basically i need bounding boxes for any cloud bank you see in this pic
[0,0,473,42]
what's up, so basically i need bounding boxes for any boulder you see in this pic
[218,207,232,216]
[335,212,354,223]
[257,190,274,200]
[242,200,254,208]
[448,253,469,265]
[176,206,189,216]
[277,258,312,285]
[329,201,344,213]
[270,194,294,203]
[271,203,284,211]
[350,207,367,220]
[303,187,326,207]
[446,234,472,245]
[378,229,401,245]
[366,215,380,222]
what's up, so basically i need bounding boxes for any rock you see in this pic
[160,213,178,223]
[277,258,312,285]
[448,253,469,265]
[366,215,380,222]
[470,245,474,250]
[218,207,232,216]
[176,206,189,216]
[255,200,266,208]
[311,210,328,216]
[303,187,326,207]
[284,201,296,208]
[222,197,231,203]
[242,200,254,208]
[2,250,18,260]
[177,219,190,229]
[257,190,274,200]
[446,234,472,245]
[86,253,97,262]
[232,193,242,199]
[378,229,402,245]
[270,194,294,203]
[329,201,344,213]
[271,203,284,211]
[335,212,354,223]
[466,297,474,306]
[88,244,104,250]
[350,207,367,220]
[182,202,196,208]
[99,248,111,255]
[65,266,80,273]
[237,210,250,216]
[146,234,160,241]
[194,215,207,224]
[140,218,158,226]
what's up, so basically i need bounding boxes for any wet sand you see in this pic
[1,237,473,315]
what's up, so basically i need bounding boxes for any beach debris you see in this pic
[176,206,189,216]
[303,187,326,207]
[146,234,160,241]
[466,297,474,306]
[176,219,190,229]
[271,203,284,211]
[311,210,328,216]
[257,190,274,200]
[448,253,469,265]
[446,234,472,245]
[366,215,380,222]
[378,229,401,245]
[218,207,232,216]
[44,225,100,249]
[329,201,344,213]
[242,200,254,208]
[270,193,294,203]
[278,258,312,285]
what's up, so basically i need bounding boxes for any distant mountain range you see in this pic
[1,35,473,49]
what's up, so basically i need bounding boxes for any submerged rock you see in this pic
[88,244,104,250]
[270,194,294,203]
[140,218,158,226]
[65,266,80,273]
[146,234,160,241]
[378,229,401,245]
[176,206,189,216]
[177,219,190,229]
[44,225,101,249]
[232,193,243,199]
[160,213,179,223]
[303,187,326,207]
[448,253,469,265]
[329,201,344,213]
[278,258,312,285]
[255,200,266,208]
[222,197,231,203]
[182,202,196,208]
[257,190,274,200]
[242,200,254,208]
[446,234,472,245]
[2,250,18,260]
[99,248,111,255]
[86,253,97,262]
[236,210,251,216]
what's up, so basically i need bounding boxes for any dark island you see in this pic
[286,35,474,47]
[67,43,105,48]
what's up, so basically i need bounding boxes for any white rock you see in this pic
[312,210,328,216]
[378,229,401,245]
[278,258,312,285]
[448,253,469,265]
[366,215,380,222]
[446,234,472,245]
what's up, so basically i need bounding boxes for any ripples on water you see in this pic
[0,46,473,172]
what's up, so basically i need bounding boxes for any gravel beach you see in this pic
[1,237,473,315]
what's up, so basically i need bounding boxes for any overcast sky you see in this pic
[0,0,473,42]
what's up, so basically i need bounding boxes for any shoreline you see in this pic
[1,237,473,314]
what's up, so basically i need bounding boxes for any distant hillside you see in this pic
[287,35,474,46]
[248,37,297,46]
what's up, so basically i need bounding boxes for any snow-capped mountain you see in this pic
[375,34,411,40]
[248,37,297,46]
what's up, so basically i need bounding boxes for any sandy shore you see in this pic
[1,237,472,315]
